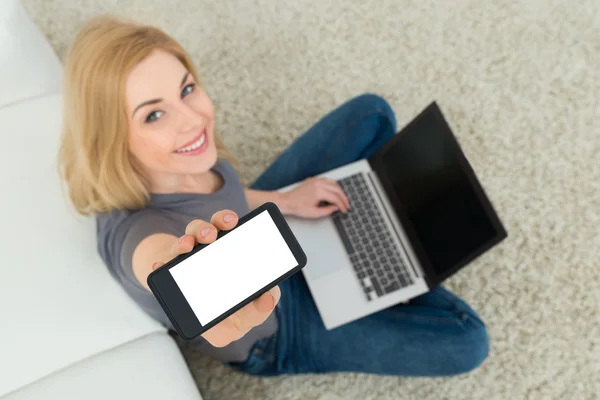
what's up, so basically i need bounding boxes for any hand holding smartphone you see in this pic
[148,202,307,343]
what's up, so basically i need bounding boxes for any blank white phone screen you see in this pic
[169,210,298,326]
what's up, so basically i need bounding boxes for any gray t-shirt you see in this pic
[96,159,278,362]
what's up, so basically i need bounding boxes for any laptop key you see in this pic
[398,274,408,288]
[371,279,383,297]
[384,281,400,294]
[332,214,354,255]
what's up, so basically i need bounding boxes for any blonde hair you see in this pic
[58,15,237,215]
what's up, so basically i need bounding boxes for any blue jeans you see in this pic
[232,94,489,377]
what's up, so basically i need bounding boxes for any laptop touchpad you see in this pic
[286,216,347,280]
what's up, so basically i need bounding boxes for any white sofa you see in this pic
[0,1,203,399]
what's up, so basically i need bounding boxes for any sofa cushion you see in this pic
[0,0,62,109]
[0,94,165,398]
[2,333,202,400]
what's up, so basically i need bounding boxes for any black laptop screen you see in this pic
[377,105,501,278]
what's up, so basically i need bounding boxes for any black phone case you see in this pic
[147,202,307,340]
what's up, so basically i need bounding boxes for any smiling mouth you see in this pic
[175,130,206,153]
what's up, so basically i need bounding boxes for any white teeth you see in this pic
[176,133,206,153]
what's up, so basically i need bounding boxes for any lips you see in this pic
[175,130,206,153]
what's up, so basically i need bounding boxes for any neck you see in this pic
[148,169,219,195]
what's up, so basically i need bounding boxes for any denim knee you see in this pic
[349,93,397,132]
[452,317,490,374]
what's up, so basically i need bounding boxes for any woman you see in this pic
[59,16,489,377]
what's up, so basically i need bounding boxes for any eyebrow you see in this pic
[131,71,191,119]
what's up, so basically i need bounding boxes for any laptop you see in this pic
[281,101,508,330]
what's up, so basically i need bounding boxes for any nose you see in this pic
[175,103,204,133]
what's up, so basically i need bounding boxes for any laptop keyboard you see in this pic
[331,173,414,301]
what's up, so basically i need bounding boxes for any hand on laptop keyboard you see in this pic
[279,177,350,218]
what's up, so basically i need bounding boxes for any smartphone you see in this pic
[147,202,307,341]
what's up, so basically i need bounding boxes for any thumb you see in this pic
[152,261,165,271]
[253,286,281,313]
[312,205,338,218]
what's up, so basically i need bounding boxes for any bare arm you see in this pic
[244,188,289,213]
[131,233,178,290]
[244,177,350,219]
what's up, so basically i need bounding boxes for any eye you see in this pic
[145,110,164,123]
[181,83,195,98]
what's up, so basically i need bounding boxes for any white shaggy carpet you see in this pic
[23,0,600,399]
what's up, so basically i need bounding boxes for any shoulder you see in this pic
[97,207,160,242]
[215,158,242,182]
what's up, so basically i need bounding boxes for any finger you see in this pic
[202,287,280,346]
[320,179,350,211]
[325,186,349,212]
[311,204,339,218]
[232,287,280,330]
[210,209,239,231]
[167,234,195,261]
[152,261,165,271]
[316,178,348,206]
[256,286,281,312]
[185,219,218,244]
[231,291,279,335]
[317,187,347,213]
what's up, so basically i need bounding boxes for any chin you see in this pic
[199,146,219,171]
[181,145,218,174]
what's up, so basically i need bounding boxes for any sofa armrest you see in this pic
[1,333,203,400]
[0,0,62,109]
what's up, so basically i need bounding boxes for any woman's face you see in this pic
[125,50,217,180]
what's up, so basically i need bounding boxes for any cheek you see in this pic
[196,93,215,124]
[129,128,175,165]
[205,99,215,120]
[204,102,216,137]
